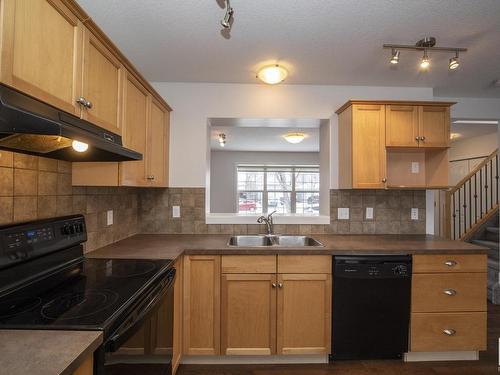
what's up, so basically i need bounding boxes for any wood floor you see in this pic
[112,303,500,375]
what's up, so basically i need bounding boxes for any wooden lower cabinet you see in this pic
[183,256,221,355]
[277,274,331,355]
[72,354,93,375]
[221,274,277,355]
[172,257,183,373]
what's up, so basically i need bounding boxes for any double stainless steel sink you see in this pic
[227,235,324,247]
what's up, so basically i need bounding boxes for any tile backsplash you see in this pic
[138,188,426,235]
[0,151,139,253]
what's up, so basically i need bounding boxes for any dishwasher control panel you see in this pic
[334,255,412,279]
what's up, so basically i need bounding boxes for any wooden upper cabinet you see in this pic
[148,98,169,187]
[277,274,331,355]
[351,104,386,189]
[386,105,419,147]
[120,72,149,186]
[81,28,123,135]
[221,274,277,356]
[0,0,83,115]
[419,105,450,147]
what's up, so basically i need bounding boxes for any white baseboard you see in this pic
[404,351,479,362]
[181,355,329,364]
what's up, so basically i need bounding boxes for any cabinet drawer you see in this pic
[412,273,487,312]
[413,254,486,273]
[222,256,276,273]
[410,312,486,352]
[277,256,331,274]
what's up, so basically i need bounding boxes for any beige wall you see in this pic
[0,150,139,253]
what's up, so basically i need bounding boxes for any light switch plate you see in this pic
[106,210,113,226]
[172,206,181,218]
[338,207,349,220]
[411,208,419,220]
[411,162,420,174]
[366,207,374,220]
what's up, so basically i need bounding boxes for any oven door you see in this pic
[97,267,176,375]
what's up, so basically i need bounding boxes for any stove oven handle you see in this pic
[106,268,176,352]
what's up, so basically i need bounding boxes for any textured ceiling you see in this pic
[76,0,500,98]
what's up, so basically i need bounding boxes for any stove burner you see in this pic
[0,296,42,318]
[41,290,119,320]
[108,260,156,278]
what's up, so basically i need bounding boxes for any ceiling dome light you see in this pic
[218,133,226,147]
[449,52,460,70]
[72,140,88,153]
[420,50,430,70]
[390,49,400,64]
[257,64,288,85]
[283,132,305,144]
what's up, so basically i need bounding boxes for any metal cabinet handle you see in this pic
[76,97,93,109]
[443,329,456,336]
[415,136,420,141]
[420,136,426,141]
[382,178,387,183]
[85,100,93,109]
[277,282,283,288]
[272,283,277,288]
[444,289,457,296]
[147,175,155,180]
[444,260,457,267]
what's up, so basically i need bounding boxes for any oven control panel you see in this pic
[0,215,86,269]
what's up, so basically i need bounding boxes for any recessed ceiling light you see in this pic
[453,120,499,125]
[283,132,305,144]
[257,64,288,85]
[218,133,226,147]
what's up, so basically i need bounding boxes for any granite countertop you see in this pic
[0,330,102,375]
[87,233,488,260]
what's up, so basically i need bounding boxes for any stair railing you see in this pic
[445,149,499,240]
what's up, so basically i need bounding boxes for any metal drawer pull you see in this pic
[277,282,283,288]
[272,283,277,288]
[444,289,457,296]
[444,260,457,267]
[443,329,456,336]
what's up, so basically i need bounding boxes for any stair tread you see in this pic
[471,239,499,249]
[487,227,499,234]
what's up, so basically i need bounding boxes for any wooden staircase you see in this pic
[445,148,499,302]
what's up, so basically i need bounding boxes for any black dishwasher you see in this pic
[332,255,412,360]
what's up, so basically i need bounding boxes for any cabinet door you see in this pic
[418,106,450,147]
[147,98,169,187]
[151,288,174,355]
[0,0,83,115]
[277,274,331,355]
[386,105,419,147]
[120,72,149,186]
[81,28,123,135]
[352,104,386,188]
[221,274,277,355]
[183,256,220,355]
[172,257,183,374]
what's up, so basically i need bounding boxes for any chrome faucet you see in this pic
[257,210,277,236]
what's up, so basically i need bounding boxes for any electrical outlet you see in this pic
[172,206,181,218]
[411,208,419,220]
[411,162,420,174]
[338,207,349,220]
[106,210,113,226]
[366,207,374,220]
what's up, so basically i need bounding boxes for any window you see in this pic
[237,165,320,215]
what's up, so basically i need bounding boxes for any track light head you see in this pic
[420,50,430,70]
[390,49,400,64]
[220,1,234,29]
[449,52,460,70]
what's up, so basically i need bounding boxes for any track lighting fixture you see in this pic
[449,52,460,70]
[383,37,467,71]
[220,0,234,29]
[390,49,400,64]
[420,50,430,70]
[218,133,226,147]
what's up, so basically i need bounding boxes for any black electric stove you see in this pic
[0,215,175,375]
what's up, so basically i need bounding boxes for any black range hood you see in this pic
[0,84,142,162]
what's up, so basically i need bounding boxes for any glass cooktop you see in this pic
[0,257,173,330]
